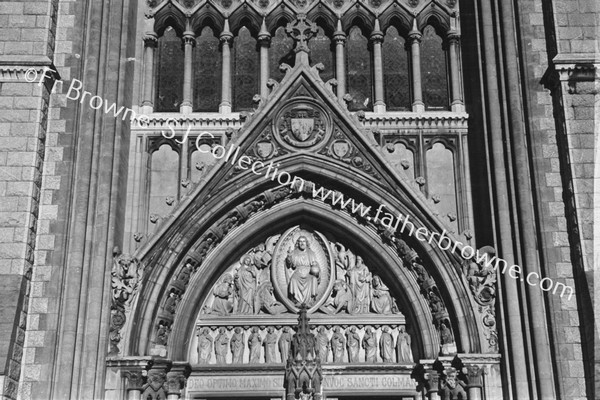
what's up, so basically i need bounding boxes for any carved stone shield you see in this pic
[274,99,331,151]
[291,117,314,141]
[332,140,351,158]
[271,227,334,313]
[256,141,274,159]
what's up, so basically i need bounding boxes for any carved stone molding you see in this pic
[553,54,600,82]
[361,112,469,130]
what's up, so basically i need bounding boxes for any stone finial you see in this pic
[285,14,318,65]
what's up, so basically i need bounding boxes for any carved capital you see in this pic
[370,31,384,44]
[147,370,167,393]
[123,370,146,391]
[182,32,196,47]
[463,364,484,388]
[220,33,233,45]
[446,32,460,45]
[164,363,192,395]
[409,31,422,43]
[333,31,346,44]
[164,372,185,395]
[143,33,158,47]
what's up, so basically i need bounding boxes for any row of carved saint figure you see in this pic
[196,325,414,365]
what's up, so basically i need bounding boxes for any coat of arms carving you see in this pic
[275,101,331,150]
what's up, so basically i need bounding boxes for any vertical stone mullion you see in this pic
[258,18,271,100]
[409,20,424,113]
[219,19,233,114]
[371,19,385,113]
[180,32,195,114]
[141,33,157,114]
[334,19,346,101]
[447,33,464,112]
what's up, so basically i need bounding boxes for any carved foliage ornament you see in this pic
[109,248,144,355]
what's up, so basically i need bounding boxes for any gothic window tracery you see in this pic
[155,26,184,112]
[194,26,222,112]
[233,26,259,111]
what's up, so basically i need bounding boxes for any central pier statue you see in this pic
[284,304,322,400]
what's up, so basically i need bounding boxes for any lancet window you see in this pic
[155,25,184,112]
[143,12,463,116]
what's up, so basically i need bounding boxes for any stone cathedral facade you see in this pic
[0,0,597,399]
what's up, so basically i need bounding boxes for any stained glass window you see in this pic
[155,26,184,112]
[233,26,259,111]
[346,26,372,111]
[308,26,334,83]
[421,26,449,110]
[270,26,294,81]
[194,26,222,112]
[383,27,410,111]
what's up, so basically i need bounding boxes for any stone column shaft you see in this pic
[448,34,464,112]
[127,390,142,400]
[410,31,424,112]
[258,18,270,99]
[371,21,385,113]
[142,34,157,114]
[220,37,233,113]
[180,32,195,113]
[334,21,346,100]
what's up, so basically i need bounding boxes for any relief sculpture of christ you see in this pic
[286,236,320,304]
